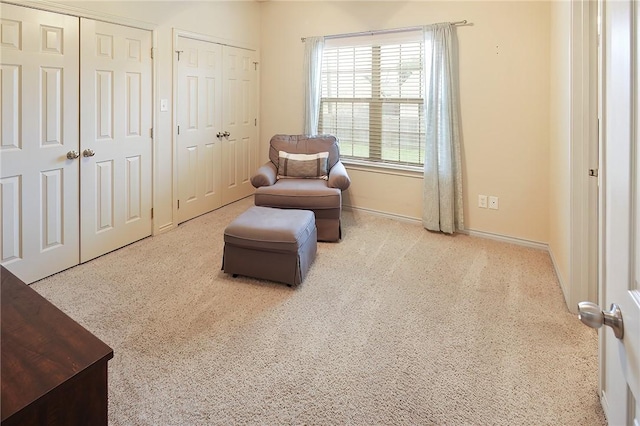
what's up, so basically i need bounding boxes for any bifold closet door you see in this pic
[80,19,153,263]
[0,7,153,283]
[221,46,258,206]
[0,4,80,283]
[176,36,223,224]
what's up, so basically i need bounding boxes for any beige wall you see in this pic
[58,0,261,232]
[548,1,571,292]
[260,1,551,243]
[35,0,552,244]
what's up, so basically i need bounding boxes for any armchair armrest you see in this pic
[251,162,277,188]
[328,161,351,190]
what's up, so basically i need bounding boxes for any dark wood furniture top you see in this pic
[1,266,114,425]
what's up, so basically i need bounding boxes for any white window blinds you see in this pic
[319,29,425,167]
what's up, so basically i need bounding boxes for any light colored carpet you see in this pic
[32,197,606,425]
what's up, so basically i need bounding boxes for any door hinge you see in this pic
[150,128,153,138]
[176,50,183,61]
[151,208,154,219]
[177,125,180,135]
[151,47,155,59]
[254,118,257,126]
[589,169,599,177]
[253,61,258,71]
[178,200,180,209]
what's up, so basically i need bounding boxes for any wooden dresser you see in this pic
[1,266,114,425]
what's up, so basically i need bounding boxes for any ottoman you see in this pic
[222,206,317,286]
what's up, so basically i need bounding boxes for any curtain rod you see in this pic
[301,20,468,43]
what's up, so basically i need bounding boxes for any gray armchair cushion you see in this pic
[254,179,341,210]
[269,134,340,170]
[277,151,329,180]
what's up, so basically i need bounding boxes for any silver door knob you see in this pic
[223,131,230,138]
[216,132,224,138]
[83,149,95,157]
[66,150,80,159]
[578,301,624,339]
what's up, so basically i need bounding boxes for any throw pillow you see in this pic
[277,151,329,180]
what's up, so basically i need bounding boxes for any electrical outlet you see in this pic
[489,196,499,210]
[478,195,487,208]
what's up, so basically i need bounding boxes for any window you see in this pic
[319,30,425,167]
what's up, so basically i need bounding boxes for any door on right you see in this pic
[175,37,257,224]
[599,0,640,423]
[176,36,223,224]
[220,45,258,206]
[79,19,153,263]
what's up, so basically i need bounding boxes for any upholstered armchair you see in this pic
[251,134,351,242]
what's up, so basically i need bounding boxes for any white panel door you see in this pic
[0,4,79,283]
[80,19,152,263]
[176,36,222,224]
[598,0,640,423]
[221,46,257,205]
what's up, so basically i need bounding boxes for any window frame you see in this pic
[318,32,426,170]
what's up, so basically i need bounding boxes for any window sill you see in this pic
[341,159,424,179]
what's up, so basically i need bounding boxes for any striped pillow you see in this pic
[277,151,329,180]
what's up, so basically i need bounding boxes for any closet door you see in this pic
[80,19,152,262]
[221,46,258,205]
[176,36,223,224]
[0,4,80,283]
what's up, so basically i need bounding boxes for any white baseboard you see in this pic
[547,245,570,308]
[342,204,422,225]
[344,205,548,250]
[462,228,548,251]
